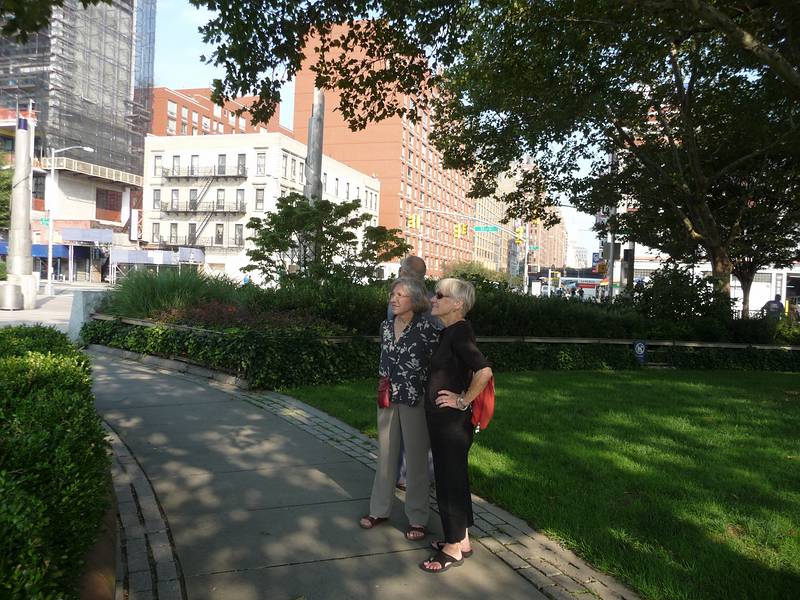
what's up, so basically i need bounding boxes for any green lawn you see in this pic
[286,370,800,600]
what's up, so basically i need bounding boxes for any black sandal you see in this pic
[419,549,464,573]
[430,540,473,558]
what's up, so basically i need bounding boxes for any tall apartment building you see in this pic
[530,209,569,272]
[293,68,479,278]
[141,133,380,282]
[0,0,155,282]
[150,87,285,137]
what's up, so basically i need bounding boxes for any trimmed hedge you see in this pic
[80,318,800,389]
[0,326,110,600]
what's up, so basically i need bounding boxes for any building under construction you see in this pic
[0,0,156,173]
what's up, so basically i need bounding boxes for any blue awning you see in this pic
[0,243,70,258]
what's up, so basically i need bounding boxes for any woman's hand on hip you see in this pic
[435,390,462,410]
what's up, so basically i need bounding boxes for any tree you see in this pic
[244,192,409,284]
[0,163,12,231]
[186,1,799,296]
[1,0,108,42]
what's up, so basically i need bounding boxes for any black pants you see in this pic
[426,408,474,543]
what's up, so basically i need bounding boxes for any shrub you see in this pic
[0,326,109,600]
[0,260,6,281]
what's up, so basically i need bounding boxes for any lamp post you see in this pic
[46,145,94,296]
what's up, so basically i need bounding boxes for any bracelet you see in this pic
[456,395,468,411]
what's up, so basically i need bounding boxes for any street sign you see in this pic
[633,340,647,365]
[528,245,540,250]
[473,225,499,232]
[39,217,49,225]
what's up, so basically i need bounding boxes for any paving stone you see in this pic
[496,549,532,570]
[492,530,516,545]
[127,590,155,600]
[481,511,506,525]
[518,565,559,591]
[155,560,178,582]
[137,496,161,523]
[119,506,142,531]
[542,583,584,600]
[478,536,507,554]
[128,570,153,593]
[147,531,171,549]
[149,542,173,563]
[583,577,642,600]
[550,573,590,594]
[126,549,150,574]
[157,580,183,600]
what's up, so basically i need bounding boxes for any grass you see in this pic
[285,370,800,600]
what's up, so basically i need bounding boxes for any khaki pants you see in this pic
[369,401,431,526]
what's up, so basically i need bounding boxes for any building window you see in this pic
[190,155,198,175]
[217,122,224,133]
[255,188,264,210]
[213,104,222,118]
[153,155,162,176]
[188,222,197,245]
[95,188,122,221]
[181,106,188,119]
[180,122,187,135]
[170,223,178,244]
[216,189,225,209]
[290,158,296,180]
[192,111,198,124]
[189,189,198,210]
[237,154,246,175]
[256,152,266,175]
[170,189,179,210]
[238,116,246,129]
[191,127,197,136]
[235,223,244,246]
[299,161,305,184]
[236,188,245,210]
[152,189,161,210]
[334,177,339,197]
[215,223,224,245]
[151,222,160,243]
[202,116,210,130]
[167,119,176,134]
[346,182,350,199]
[228,113,235,126]
[217,154,226,175]
[282,153,288,177]
[172,155,180,174]
[322,172,327,192]
[167,100,177,117]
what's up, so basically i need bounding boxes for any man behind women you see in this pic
[421,278,492,573]
[360,276,440,541]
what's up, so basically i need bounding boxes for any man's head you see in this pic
[398,255,426,280]
[776,294,782,301]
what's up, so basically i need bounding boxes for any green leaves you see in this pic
[245,192,409,283]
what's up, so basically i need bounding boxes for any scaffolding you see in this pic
[0,0,155,173]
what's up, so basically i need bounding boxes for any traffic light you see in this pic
[407,214,421,229]
[454,222,468,239]
[514,225,525,245]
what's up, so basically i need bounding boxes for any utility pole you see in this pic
[303,88,325,268]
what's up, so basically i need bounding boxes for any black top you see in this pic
[379,314,441,406]
[426,320,490,413]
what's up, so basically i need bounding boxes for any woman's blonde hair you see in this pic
[435,278,476,315]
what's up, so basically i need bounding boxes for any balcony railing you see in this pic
[159,200,247,213]
[156,236,246,249]
[160,166,248,178]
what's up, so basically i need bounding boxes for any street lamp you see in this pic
[46,145,95,296]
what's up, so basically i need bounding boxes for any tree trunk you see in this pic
[708,247,732,296]
[738,274,754,319]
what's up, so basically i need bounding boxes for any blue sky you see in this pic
[153,0,597,253]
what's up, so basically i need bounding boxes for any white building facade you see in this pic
[141,133,381,282]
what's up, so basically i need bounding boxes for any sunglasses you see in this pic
[434,292,450,299]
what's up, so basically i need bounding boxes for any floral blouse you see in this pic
[379,314,441,406]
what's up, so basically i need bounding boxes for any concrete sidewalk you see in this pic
[90,348,638,600]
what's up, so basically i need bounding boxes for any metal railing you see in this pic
[156,236,245,249]
[160,166,248,178]
[159,200,247,213]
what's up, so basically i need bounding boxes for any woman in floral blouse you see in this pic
[359,277,440,541]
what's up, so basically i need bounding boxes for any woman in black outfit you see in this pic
[420,278,492,573]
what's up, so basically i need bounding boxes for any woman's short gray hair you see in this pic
[436,278,476,315]
[391,277,431,314]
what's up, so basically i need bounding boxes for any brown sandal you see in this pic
[359,515,388,529]
[405,525,426,541]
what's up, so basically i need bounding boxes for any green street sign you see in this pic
[39,217,50,225]
[529,245,540,250]
[474,225,499,232]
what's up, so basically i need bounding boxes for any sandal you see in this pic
[359,515,388,529]
[430,540,473,558]
[405,525,426,541]
[419,549,464,573]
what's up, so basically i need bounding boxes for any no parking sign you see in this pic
[633,340,647,365]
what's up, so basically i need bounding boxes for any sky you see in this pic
[153,0,600,254]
